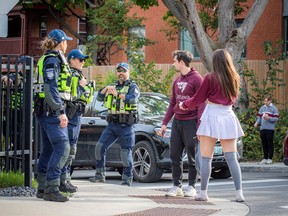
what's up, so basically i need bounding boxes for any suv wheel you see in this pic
[132,140,164,183]
[211,166,231,179]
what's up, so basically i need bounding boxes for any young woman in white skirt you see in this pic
[179,49,245,202]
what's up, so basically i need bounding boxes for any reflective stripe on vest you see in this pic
[104,84,137,114]
[34,53,72,101]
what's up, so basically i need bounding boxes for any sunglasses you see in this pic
[79,59,85,63]
[116,68,127,73]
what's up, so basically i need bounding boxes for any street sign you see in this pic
[0,15,8,37]
[0,0,19,14]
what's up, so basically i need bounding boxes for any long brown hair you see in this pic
[212,49,240,100]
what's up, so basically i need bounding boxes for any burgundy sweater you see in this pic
[182,73,236,109]
[162,68,205,126]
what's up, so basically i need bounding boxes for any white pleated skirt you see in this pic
[197,103,244,139]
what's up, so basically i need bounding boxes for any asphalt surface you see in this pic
[0,162,287,216]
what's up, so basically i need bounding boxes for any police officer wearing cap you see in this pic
[89,62,140,186]
[34,29,73,202]
[59,49,95,193]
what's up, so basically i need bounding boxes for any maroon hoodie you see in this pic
[162,68,205,126]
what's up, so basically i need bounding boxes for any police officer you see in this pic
[89,62,140,186]
[60,49,95,193]
[34,29,72,202]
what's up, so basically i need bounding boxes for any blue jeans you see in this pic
[37,113,70,193]
[95,123,135,178]
[61,111,82,181]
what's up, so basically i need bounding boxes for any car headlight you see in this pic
[154,128,171,139]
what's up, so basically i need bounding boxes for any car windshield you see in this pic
[138,94,170,117]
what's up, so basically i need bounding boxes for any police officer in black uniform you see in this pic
[60,49,95,193]
[89,62,140,186]
[34,29,73,202]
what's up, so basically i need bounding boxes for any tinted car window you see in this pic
[138,95,170,117]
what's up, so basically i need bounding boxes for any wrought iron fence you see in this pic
[0,55,35,187]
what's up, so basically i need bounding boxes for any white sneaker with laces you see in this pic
[165,186,183,197]
[184,186,196,197]
[266,159,273,164]
[258,159,267,165]
[195,190,208,201]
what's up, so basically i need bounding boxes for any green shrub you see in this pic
[0,171,37,188]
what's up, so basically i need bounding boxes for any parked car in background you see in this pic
[72,92,243,183]
[283,130,288,166]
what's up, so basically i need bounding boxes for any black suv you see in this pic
[73,92,243,183]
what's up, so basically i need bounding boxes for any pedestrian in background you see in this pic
[34,29,73,202]
[60,49,95,193]
[159,50,204,197]
[254,95,279,165]
[89,62,140,186]
[179,49,245,202]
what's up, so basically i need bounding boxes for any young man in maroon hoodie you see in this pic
[159,50,204,197]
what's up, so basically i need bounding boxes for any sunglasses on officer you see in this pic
[116,68,127,73]
[79,59,85,63]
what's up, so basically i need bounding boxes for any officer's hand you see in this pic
[107,86,117,96]
[79,78,87,87]
[59,114,68,128]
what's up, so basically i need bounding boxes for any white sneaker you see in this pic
[258,159,267,165]
[266,159,273,164]
[195,190,208,201]
[236,190,245,202]
[165,186,184,197]
[184,186,196,197]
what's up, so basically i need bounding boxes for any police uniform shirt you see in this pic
[43,51,64,111]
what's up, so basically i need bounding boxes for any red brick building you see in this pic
[0,0,287,63]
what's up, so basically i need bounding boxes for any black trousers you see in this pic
[170,119,198,188]
[260,129,275,160]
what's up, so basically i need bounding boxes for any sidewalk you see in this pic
[0,162,286,216]
[0,180,249,216]
[240,161,288,173]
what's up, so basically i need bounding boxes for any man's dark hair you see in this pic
[172,50,193,67]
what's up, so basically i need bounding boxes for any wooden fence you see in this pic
[83,60,288,110]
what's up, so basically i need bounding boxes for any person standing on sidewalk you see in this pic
[59,49,95,193]
[159,50,204,197]
[34,29,73,202]
[254,95,279,165]
[89,62,140,186]
[179,49,245,202]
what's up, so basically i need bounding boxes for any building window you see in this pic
[179,29,199,59]
[235,19,246,58]
[128,26,146,61]
[7,15,21,37]
[40,16,47,38]
[78,17,87,50]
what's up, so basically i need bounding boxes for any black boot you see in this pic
[59,182,77,193]
[43,191,69,202]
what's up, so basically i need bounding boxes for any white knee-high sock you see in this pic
[224,152,242,190]
[200,156,212,190]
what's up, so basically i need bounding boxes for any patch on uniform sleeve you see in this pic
[135,88,139,95]
[45,64,55,80]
